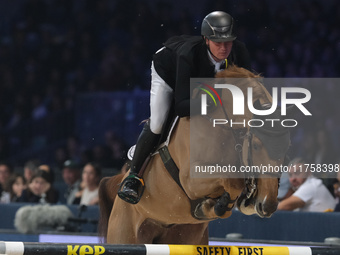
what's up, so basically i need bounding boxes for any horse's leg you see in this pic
[106,198,146,244]
[185,177,245,220]
[218,178,246,217]
[136,220,209,245]
[174,122,245,219]
[155,223,209,245]
[194,195,235,219]
[136,219,167,244]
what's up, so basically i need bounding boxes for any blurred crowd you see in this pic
[0,0,340,211]
[0,159,129,206]
[1,157,340,212]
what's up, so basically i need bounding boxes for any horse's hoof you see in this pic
[237,191,254,209]
[194,199,216,220]
[194,203,206,219]
[214,192,237,217]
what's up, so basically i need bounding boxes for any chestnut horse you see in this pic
[99,66,291,244]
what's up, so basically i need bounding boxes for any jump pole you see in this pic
[1,242,340,255]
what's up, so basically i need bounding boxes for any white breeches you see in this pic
[149,61,173,134]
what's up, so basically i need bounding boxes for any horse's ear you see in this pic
[253,99,262,110]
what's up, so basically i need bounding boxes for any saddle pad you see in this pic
[127,116,179,160]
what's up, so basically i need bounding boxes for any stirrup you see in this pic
[118,175,145,204]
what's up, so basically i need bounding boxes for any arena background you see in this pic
[0,0,339,171]
[0,0,340,247]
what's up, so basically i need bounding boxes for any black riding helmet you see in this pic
[201,11,236,42]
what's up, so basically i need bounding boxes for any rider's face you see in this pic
[206,39,233,61]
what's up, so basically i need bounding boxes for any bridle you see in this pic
[203,98,282,199]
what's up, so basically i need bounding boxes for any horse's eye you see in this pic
[253,143,259,150]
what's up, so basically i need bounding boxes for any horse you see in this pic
[98,65,291,244]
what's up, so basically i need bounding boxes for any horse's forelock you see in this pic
[216,66,271,103]
[215,65,261,79]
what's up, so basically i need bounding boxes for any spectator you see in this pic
[18,168,59,204]
[23,159,41,183]
[278,158,336,212]
[277,172,294,201]
[0,162,14,196]
[79,162,102,206]
[62,159,82,205]
[4,173,27,202]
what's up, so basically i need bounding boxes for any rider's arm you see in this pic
[174,53,195,117]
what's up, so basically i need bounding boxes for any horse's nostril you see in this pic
[260,201,278,217]
[258,202,273,216]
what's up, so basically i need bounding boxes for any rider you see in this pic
[118,11,251,204]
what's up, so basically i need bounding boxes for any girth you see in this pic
[158,146,206,220]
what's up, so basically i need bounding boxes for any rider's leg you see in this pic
[118,61,173,204]
[117,121,160,204]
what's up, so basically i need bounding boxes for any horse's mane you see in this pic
[215,65,271,103]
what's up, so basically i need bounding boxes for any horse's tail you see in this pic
[98,173,125,240]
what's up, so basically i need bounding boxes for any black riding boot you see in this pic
[118,122,160,204]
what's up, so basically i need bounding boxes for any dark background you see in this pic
[0,0,339,170]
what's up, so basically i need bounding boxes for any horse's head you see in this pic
[190,66,292,219]
[237,103,292,218]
